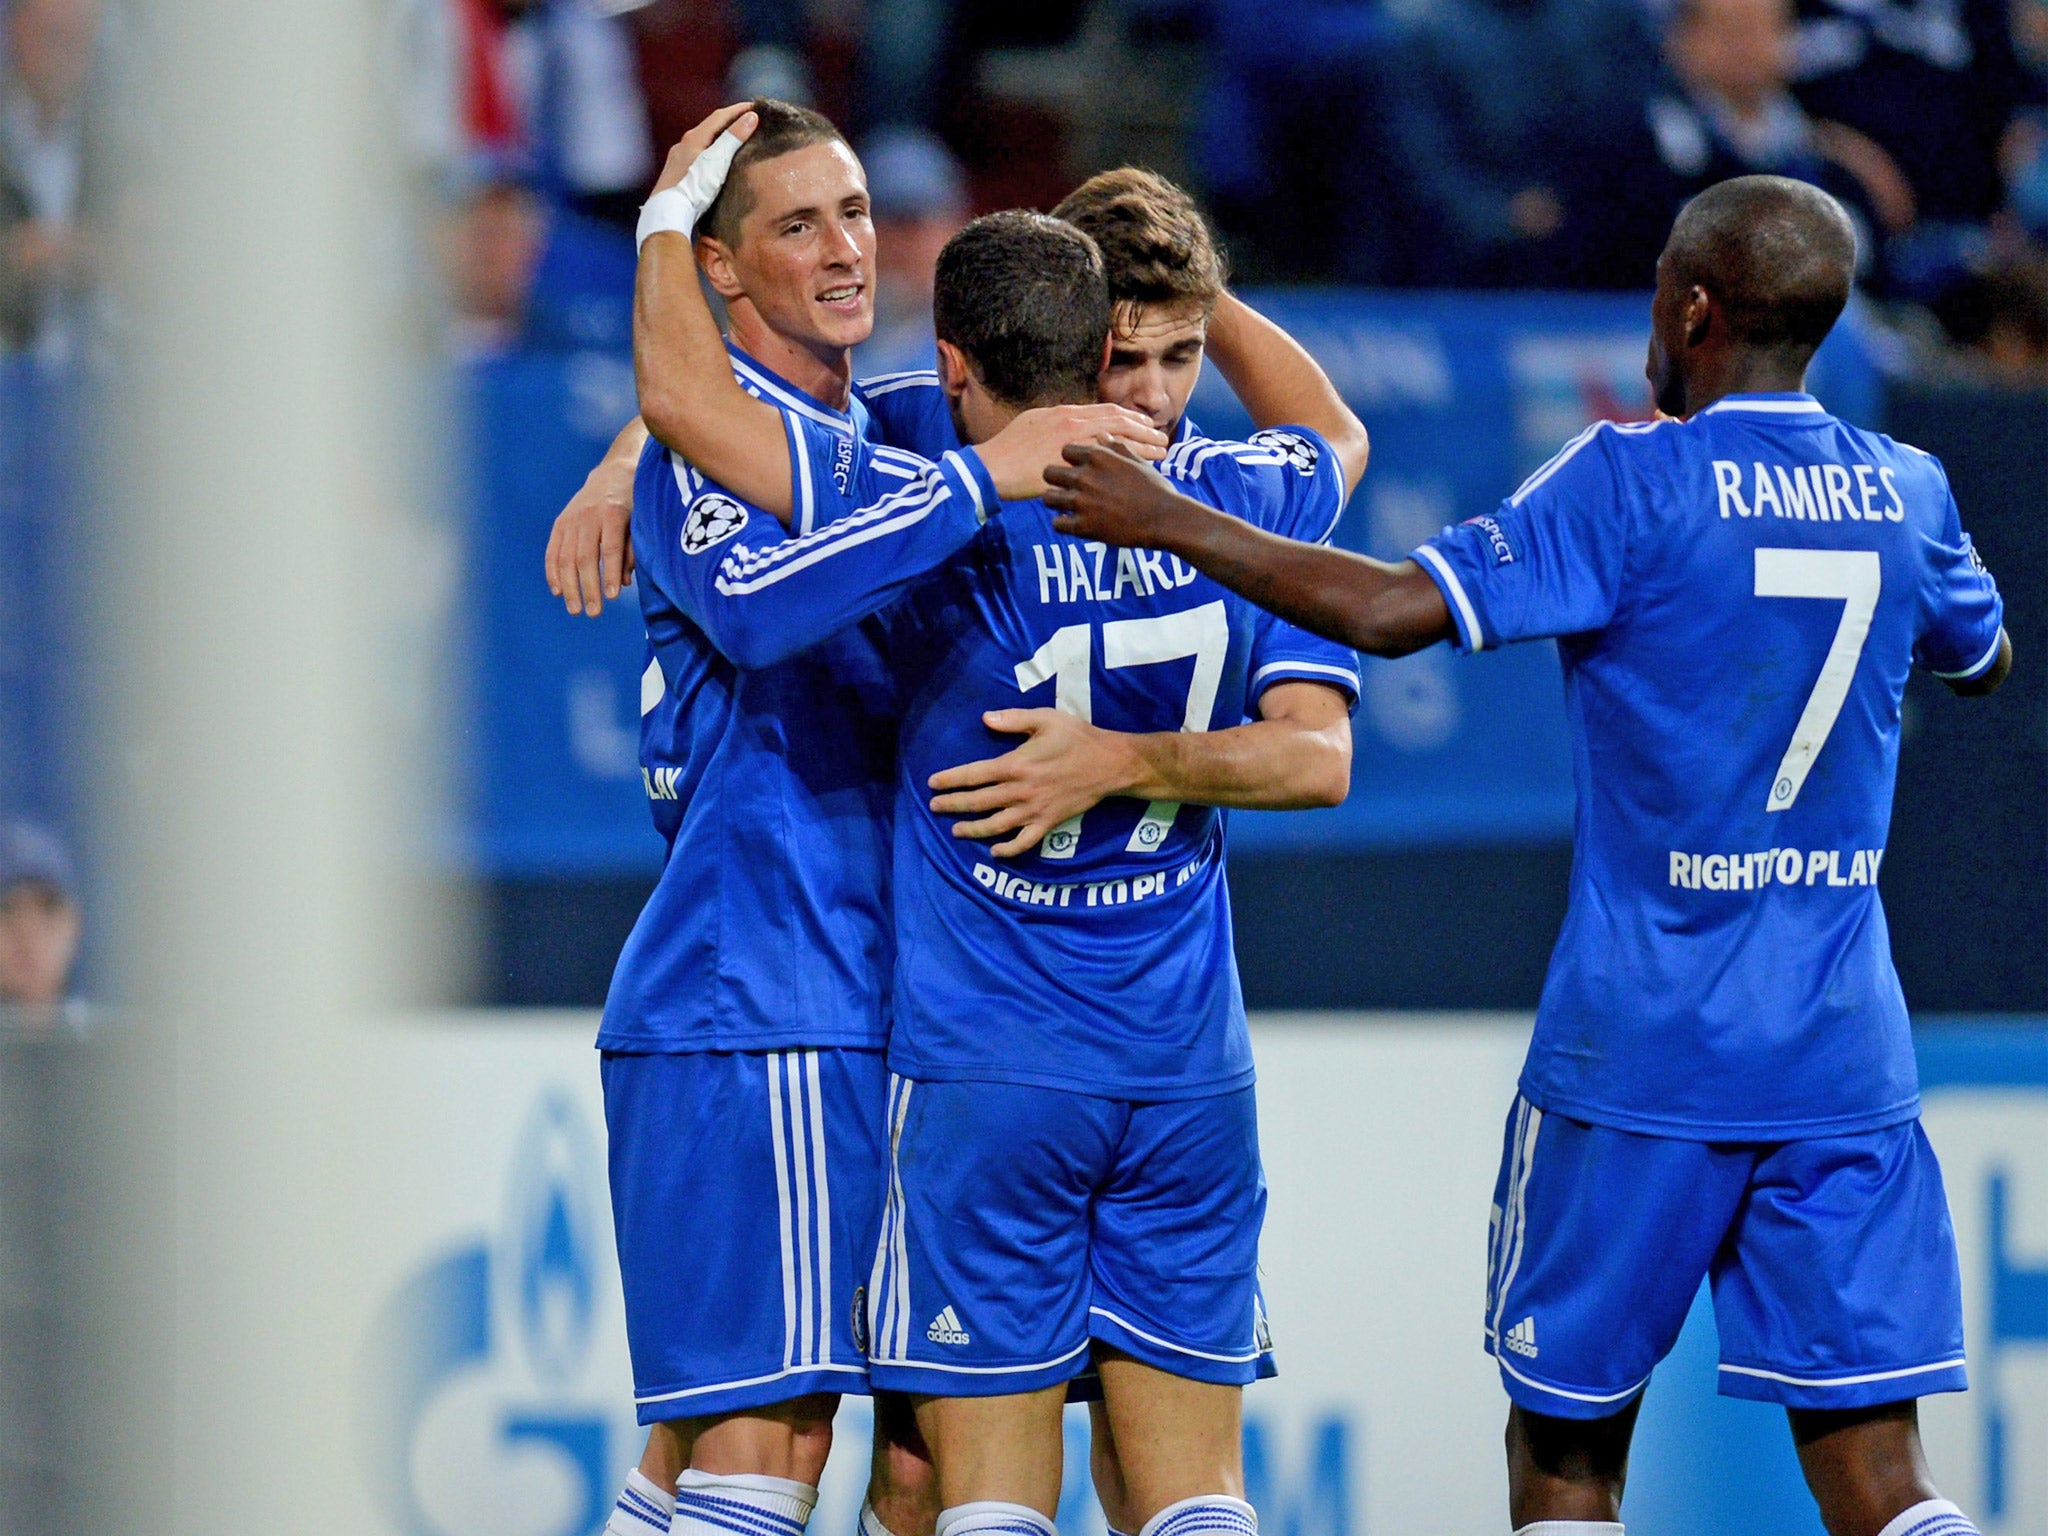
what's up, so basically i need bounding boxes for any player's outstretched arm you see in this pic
[928,682,1352,857]
[1045,445,1452,656]
[1203,292,1370,494]
[634,104,800,521]
[1943,628,2011,697]
[545,415,646,616]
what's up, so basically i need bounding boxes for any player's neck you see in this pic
[726,305,854,412]
[1681,353,1810,417]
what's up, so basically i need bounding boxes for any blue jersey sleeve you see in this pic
[1911,468,2005,681]
[853,370,959,457]
[1165,425,1347,544]
[633,416,997,671]
[1413,422,1630,653]
[1247,611,1362,715]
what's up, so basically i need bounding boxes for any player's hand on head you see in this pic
[651,102,759,196]
[927,707,1141,859]
[977,404,1167,503]
[1043,441,1182,548]
[545,466,638,616]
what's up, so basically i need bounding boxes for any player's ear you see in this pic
[1099,330,1114,378]
[696,233,745,301]
[1685,285,1713,349]
[935,339,971,400]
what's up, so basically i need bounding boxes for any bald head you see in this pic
[1663,176,1857,355]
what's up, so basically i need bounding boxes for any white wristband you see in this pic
[635,126,748,251]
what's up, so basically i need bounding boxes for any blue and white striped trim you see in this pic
[857,369,941,398]
[1139,1496,1258,1536]
[936,1505,1057,1536]
[1717,1356,1967,1390]
[1413,543,1484,652]
[1509,421,1607,507]
[634,1359,866,1408]
[713,467,957,596]
[868,445,927,480]
[944,449,990,524]
[868,1075,916,1361]
[782,410,818,535]
[877,1339,1093,1376]
[768,1050,834,1371]
[1877,1500,1977,1536]
[673,1484,810,1536]
[1162,437,1287,481]
[1088,1306,1263,1364]
[1700,393,1827,416]
[732,353,854,435]
[1495,1348,1652,1407]
[618,1486,673,1532]
[1930,628,2004,681]
[1250,659,1360,694]
[1484,1096,1541,1346]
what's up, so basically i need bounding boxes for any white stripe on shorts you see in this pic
[1490,1097,1542,1344]
[866,1074,901,1360]
[807,1051,833,1366]
[786,1055,817,1366]
[766,1054,799,1370]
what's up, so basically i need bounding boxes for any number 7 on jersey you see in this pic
[1754,548,1880,813]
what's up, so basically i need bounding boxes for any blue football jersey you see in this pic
[1416,393,2005,1138]
[758,406,1359,1099]
[600,349,993,1053]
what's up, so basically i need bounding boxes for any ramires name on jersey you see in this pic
[1711,459,1906,522]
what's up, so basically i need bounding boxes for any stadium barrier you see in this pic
[349,1013,2048,1536]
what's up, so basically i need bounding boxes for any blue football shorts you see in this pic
[866,1075,1270,1395]
[1484,1094,1967,1418]
[601,1048,888,1424]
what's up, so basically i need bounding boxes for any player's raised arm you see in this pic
[633,105,802,519]
[1046,444,1452,656]
[1203,292,1370,495]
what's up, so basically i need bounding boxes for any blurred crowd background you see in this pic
[1,0,2044,1030]
[6,0,2048,383]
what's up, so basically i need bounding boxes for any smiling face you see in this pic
[1097,301,1207,433]
[701,140,876,354]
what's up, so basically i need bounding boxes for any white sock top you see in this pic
[1874,1499,1978,1536]
[1512,1524,1625,1536]
[1139,1496,1259,1536]
[861,1501,900,1536]
[608,1470,678,1535]
[934,1501,1058,1536]
[673,1469,819,1532]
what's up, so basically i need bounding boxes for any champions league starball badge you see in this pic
[1250,429,1321,475]
[682,493,750,554]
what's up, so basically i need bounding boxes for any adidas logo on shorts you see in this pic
[1503,1315,1538,1359]
[926,1306,971,1346]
